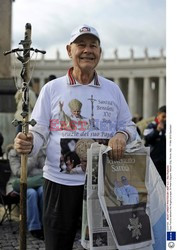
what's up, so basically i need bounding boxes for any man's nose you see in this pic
[83,45,92,53]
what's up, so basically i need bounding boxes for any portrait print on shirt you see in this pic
[59,138,108,175]
[56,94,119,139]
[57,95,116,175]
[58,96,99,132]
[59,138,93,174]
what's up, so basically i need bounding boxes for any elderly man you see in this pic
[14,24,136,250]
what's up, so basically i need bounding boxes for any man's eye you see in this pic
[91,44,97,48]
[78,43,85,47]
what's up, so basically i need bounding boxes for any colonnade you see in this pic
[117,76,166,118]
[32,75,166,119]
[14,55,166,119]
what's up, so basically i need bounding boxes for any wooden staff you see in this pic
[4,23,46,250]
[18,23,31,250]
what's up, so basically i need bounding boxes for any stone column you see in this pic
[128,77,138,115]
[118,78,128,101]
[0,0,13,77]
[143,77,154,118]
[158,76,166,107]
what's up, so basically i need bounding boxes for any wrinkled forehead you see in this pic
[72,34,100,44]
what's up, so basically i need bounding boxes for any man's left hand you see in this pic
[108,133,127,160]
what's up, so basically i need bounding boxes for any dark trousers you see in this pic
[43,179,84,250]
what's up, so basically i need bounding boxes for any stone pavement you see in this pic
[0,208,84,250]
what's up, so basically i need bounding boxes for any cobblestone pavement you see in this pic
[0,217,84,250]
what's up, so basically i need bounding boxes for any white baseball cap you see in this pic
[69,24,100,44]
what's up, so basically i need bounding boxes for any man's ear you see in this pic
[66,45,72,58]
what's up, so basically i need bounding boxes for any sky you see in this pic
[12,0,166,60]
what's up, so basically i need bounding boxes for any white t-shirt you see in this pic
[30,71,136,186]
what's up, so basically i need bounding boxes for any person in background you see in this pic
[7,145,46,240]
[14,24,136,250]
[144,105,166,184]
[48,74,56,81]
[44,75,57,85]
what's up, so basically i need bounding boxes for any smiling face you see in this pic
[66,34,101,82]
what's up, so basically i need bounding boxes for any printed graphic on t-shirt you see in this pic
[55,95,117,175]
[58,96,99,132]
[50,95,119,139]
[59,138,108,175]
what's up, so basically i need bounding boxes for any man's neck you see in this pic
[72,68,95,85]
